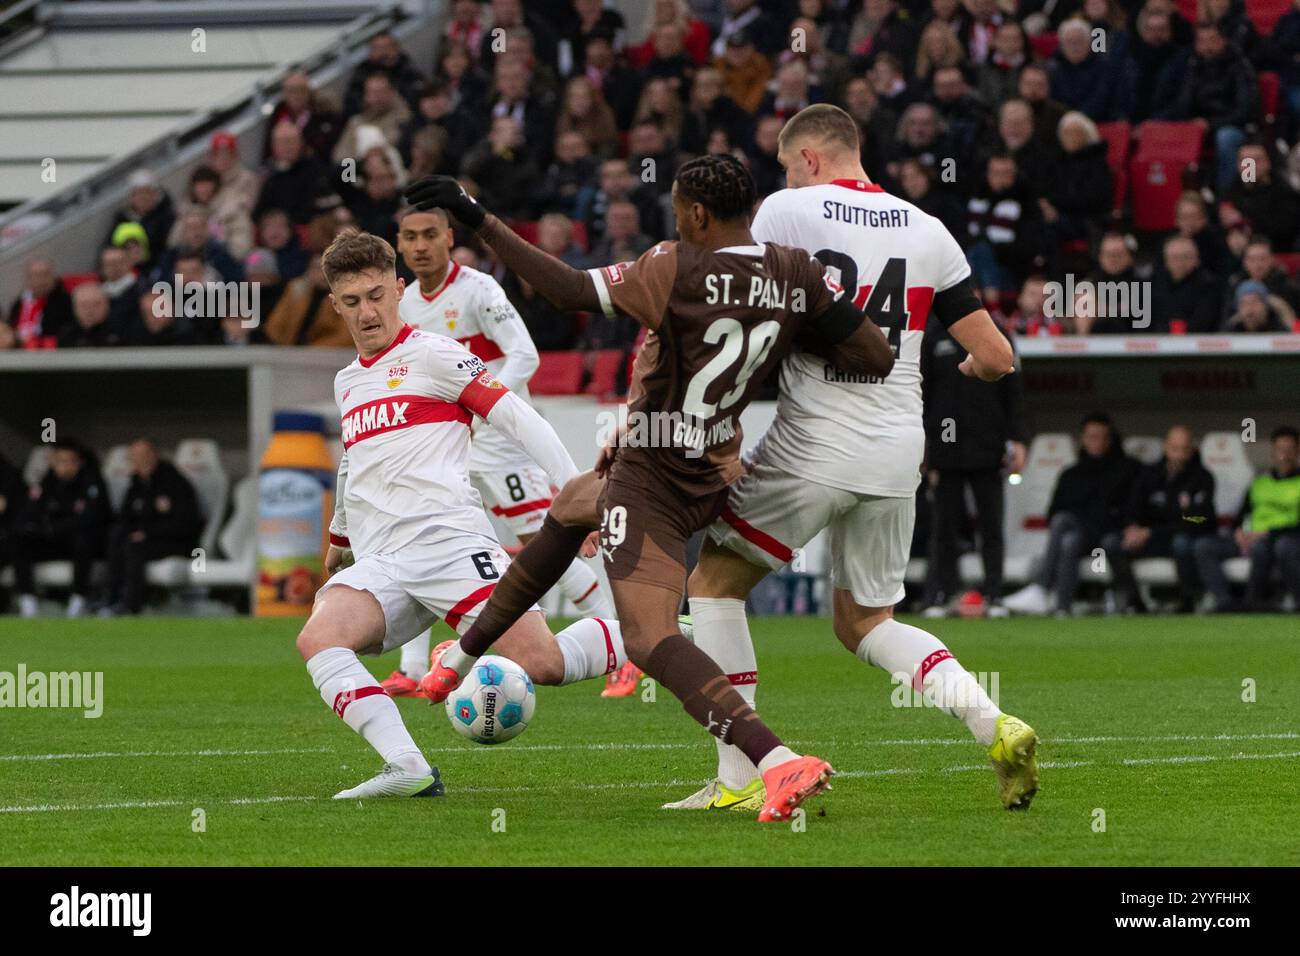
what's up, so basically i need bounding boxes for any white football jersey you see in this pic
[750,180,972,497]
[331,324,511,558]
[399,262,539,474]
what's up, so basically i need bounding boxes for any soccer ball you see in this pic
[445,655,535,744]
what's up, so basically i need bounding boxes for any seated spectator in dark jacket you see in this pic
[400,80,484,175]
[342,31,426,115]
[244,247,284,322]
[1018,62,1068,146]
[714,0,788,58]
[758,58,823,121]
[1153,20,1257,192]
[1174,191,1234,278]
[1040,111,1113,243]
[6,256,73,350]
[627,119,682,199]
[977,21,1029,107]
[869,52,919,118]
[887,102,956,187]
[1224,281,1296,332]
[261,256,352,347]
[59,283,123,349]
[1151,235,1224,333]
[102,440,203,616]
[1207,0,1261,65]
[585,201,653,267]
[929,66,992,172]
[154,210,244,285]
[749,114,788,197]
[503,214,584,351]
[899,157,966,238]
[1195,426,1300,611]
[842,76,899,179]
[1220,144,1300,251]
[484,54,556,168]
[256,122,340,226]
[989,98,1058,201]
[462,116,541,219]
[681,66,752,155]
[99,245,140,331]
[965,153,1044,297]
[264,70,342,161]
[1048,19,1131,122]
[1101,426,1217,612]
[344,154,402,247]
[586,158,664,246]
[1128,6,1190,121]
[584,31,642,130]
[848,0,920,73]
[104,169,174,274]
[13,442,109,618]
[256,208,309,281]
[538,132,599,220]
[126,289,197,347]
[1085,231,1140,287]
[1004,413,1139,615]
[1222,237,1299,318]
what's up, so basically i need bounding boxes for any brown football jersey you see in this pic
[588,240,841,496]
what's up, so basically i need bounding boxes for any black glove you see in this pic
[403,175,486,229]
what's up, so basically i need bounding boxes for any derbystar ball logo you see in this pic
[342,400,410,445]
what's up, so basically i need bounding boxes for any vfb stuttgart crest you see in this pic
[386,364,409,389]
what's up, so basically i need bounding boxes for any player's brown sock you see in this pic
[643,633,782,767]
[459,515,590,657]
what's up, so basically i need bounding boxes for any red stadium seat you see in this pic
[1133,121,1203,163]
[510,220,539,244]
[61,272,99,294]
[1097,121,1131,213]
[584,349,625,396]
[571,220,589,253]
[530,351,584,394]
[1245,0,1290,33]
[1274,252,1300,278]
[1130,121,1204,231]
[1175,0,1199,25]
[1029,32,1058,59]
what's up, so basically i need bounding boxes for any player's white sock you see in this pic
[553,617,624,684]
[756,746,801,774]
[855,618,1001,745]
[557,560,612,618]
[306,647,430,774]
[688,597,761,789]
[443,640,478,678]
[399,628,431,680]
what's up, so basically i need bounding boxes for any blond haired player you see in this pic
[670,105,1040,813]
[297,229,633,799]
[381,207,624,699]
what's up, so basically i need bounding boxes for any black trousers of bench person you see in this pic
[924,467,1005,605]
[1099,530,1201,608]
[12,531,99,598]
[105,527,194,613]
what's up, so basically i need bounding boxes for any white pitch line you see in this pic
[3,750,1297,814]
[0,747,332,763]
[2,732,1296,764]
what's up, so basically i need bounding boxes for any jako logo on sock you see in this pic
[49,886,151,936]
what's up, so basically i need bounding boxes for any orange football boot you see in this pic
[757,754,835,822]
[419,639,463,703]
[600,660,642,697]
[380,670,425,698]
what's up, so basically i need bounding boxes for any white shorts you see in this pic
[319,531,531,654]
[471,466,553,537]
[707,459,914,608]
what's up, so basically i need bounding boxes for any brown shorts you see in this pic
[596,455,728,595]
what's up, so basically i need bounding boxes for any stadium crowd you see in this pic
[5,0,1300,357]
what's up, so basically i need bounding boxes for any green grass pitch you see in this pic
[1,614,1297,866]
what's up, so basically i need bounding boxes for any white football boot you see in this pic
[333,763,444,799]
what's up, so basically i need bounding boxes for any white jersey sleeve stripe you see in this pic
[587,267,615,318]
